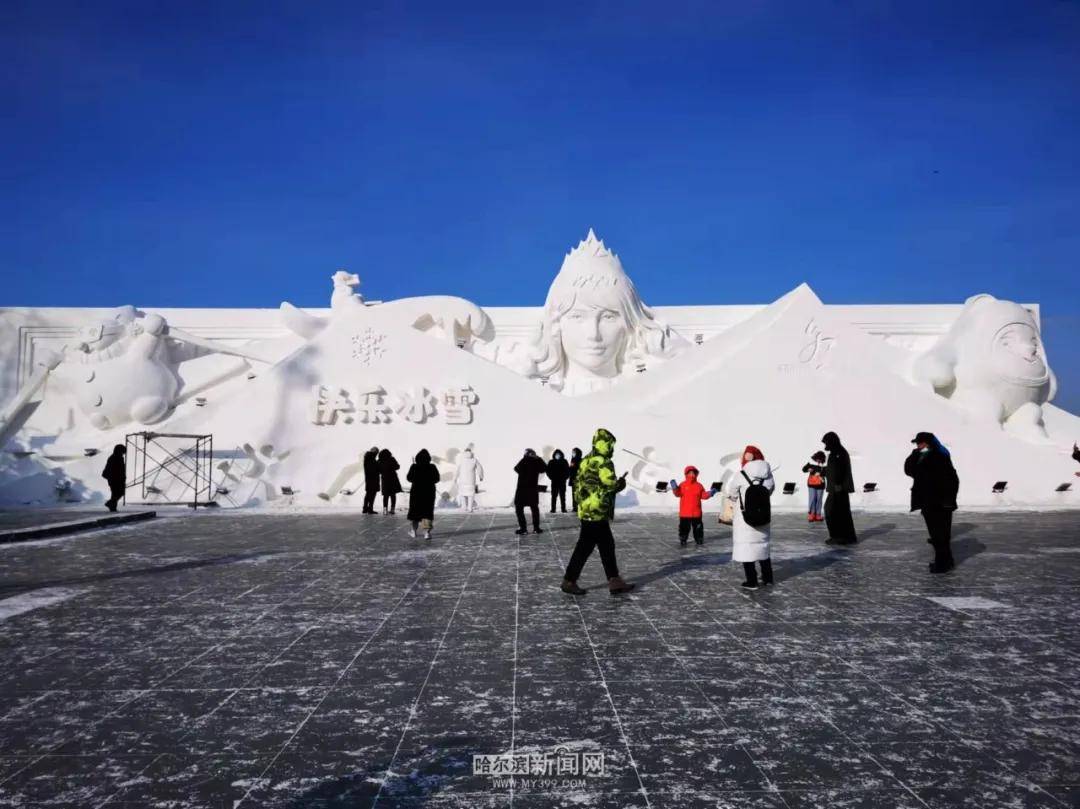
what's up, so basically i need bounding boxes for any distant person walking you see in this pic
[378,449,402,515]
[362,446,380,514]
[726,445,775,589]
[102,444,126,512]
[802,451,827,523]
[905,432,960,573]
[560,428,635,595]
[513,448,548,535]
[406,449,440,540]
[822,431,857,545]
[669,465,719,546]
[569,447,583,511]
[455,448,484,512]
[547,449,571,513]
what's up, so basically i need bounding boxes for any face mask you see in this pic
[919,446,930,454]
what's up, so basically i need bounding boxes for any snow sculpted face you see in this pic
[991,322,1049,386]
[534,230,684,393]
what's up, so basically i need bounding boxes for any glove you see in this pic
[669,479,678,491]
[709,485,720,494]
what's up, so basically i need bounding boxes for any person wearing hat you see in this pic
[822,431,858,545]
[669,465,720,546]
[362,446,380,514]
[513,448,548,535]
[904,431,960,573]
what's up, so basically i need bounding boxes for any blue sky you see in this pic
[3,1,1078,411]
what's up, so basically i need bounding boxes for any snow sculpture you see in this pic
[280,270,493,348]
[913,294,1057,439]
[493,230,686,395]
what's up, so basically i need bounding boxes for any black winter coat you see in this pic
[378,455,402,495]
[825,450,854,494]
[514,456,548,506]
[363,451,380,493]
[102,454,125,486]
[406,462,440,521]
[546,458,571,487]
[904,449,959,512]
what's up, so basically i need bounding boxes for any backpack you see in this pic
[739,470,771,527]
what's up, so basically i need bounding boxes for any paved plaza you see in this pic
[0,509,1077,808]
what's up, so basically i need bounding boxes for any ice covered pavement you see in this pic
[0,510,1077,808]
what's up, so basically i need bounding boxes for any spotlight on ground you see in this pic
[710,481,723,492]
[782,482,796,495]
[280,486,295,495]
[863,483,878,493]
[655,481,668,492]
[1056,482,1072,492]
[992,481,1007,493]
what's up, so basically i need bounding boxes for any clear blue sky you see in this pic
[3,1,1078,411]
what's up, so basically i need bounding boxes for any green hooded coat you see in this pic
[574,428,626,522]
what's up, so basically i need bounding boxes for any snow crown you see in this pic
[556,228,629,290]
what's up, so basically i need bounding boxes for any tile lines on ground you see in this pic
[229,511,487,809]
[92,524,394,807]
[369,512,496,808]
[0,565,335,791]
[546,521,653,809]
[509,523,520,807]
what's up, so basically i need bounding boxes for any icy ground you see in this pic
[0,510,1077,808]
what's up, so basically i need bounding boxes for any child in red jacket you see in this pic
[669,465,719,546]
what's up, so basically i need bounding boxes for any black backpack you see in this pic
[740,470,771,527]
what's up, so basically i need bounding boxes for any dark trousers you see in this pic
[825,491,857,541]
[742,559,773,585]
[550,484,567,512]
[516,502,540,531]
[363,490,378,513]
[105,482,124,511]
[678,517,704,542]
[922,507,955,567]
[564,519,620,582]
[382,493,396,512]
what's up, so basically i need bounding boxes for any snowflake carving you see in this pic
[351,328,387,366]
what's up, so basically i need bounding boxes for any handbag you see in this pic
[808,473,823,487]
[719,498,734,525]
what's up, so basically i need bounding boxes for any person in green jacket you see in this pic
[561,428,635,595]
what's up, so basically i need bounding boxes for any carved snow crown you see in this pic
[558,229,628,290]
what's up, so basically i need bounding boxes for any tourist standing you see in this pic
[560,428,635,595]
[378,449,402,515]
[513,449,548,535]
[801,451,827,523]
[726,445,775,589]
[904,432,960,573]
[455,448,483,512]
[569,447,583,511]
[669,465,719,546]
[102,444,126,512]
[362,446,380,514]
[822,431,857,545]
[406,449,440,540]
[547,449,571,513]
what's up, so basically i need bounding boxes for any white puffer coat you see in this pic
[455,455,484,495]
[726,459,775,562]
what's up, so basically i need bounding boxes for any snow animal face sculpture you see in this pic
[913,294,1056,439]
[533,230,684,395]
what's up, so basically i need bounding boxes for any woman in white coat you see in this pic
[455,448,484,512]
[726,445,775,589]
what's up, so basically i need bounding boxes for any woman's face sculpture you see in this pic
[992,322,1049,385]
[559,304,628,378]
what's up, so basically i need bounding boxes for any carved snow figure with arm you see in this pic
[454,448,483,512]
[905,432,960,574]
[913,294,1057,440]
[669,465,718,546]
[726,446,775,588]
[560,428,635,595]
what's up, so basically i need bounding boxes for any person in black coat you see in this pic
[406,449,440,540]
[102,444,126,512]
[569,447,583,511]
[905,431,960,573]
[547,449,571,513]
[514,448,548,535]
[822,431,857,545]
[362,446,380,514]
[377,449,402,514]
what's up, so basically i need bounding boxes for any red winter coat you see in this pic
[672,474,713,518]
